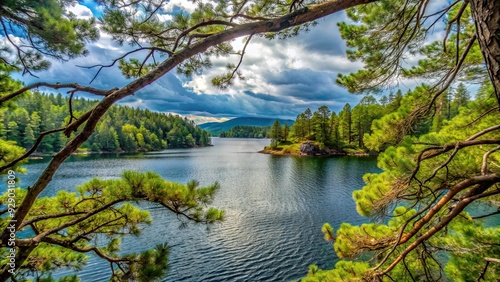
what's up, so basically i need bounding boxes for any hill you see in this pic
[199,117,294,136]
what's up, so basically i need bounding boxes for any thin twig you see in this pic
[0,127,66,173]
[0,82,112,105]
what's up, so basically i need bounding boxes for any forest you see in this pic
[2,91,211,154]
[1,0,499,281]
[268,84,471,153]
[219,125,271,138]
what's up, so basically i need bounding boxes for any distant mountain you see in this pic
[199,117,294,136]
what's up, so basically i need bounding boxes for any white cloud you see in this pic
[0,34,23,63]
[163,0,198,13]
[180,114,230,125]
[183,15,362,103]
[68,4,94,19]
[157,13,173,22]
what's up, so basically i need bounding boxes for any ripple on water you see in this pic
[9,139,379,281]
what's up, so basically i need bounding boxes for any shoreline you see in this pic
[28,144,214,159]
[258,149,376,157]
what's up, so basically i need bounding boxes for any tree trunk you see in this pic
[470,0,500,107]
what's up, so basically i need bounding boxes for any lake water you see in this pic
[13,138,379,281]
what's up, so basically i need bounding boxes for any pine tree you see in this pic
[338,103,352,144]
[23,125,35,148]
[270,120,282,149]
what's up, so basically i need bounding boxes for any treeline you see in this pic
[219,125,270,138]
[270,84,470,151]
[1,91,211,154]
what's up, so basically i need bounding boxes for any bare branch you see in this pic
[230,0,250,22]
[0,82,112,105]
[215,34,254,88]
[442,1,468,53]
[0,127,65,174]
[467,124,500,141]
[482,146,500,175]
[423,142,460,184]
[76,47,173,84]
[18,199,123,245]
[463,106,500,127]
[18,211,87,229]
[375,175,500,277]
[422,139,500,162]
[172,20,238,52]
[41,236,128,263]
[472,207,500,219]
[427,35,477,113]
[67,90,77,124]
[63,109,93,137]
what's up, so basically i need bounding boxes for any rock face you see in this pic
[299,141,323,156]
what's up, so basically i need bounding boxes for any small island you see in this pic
[260,141,348,156]
[258,102,387,157]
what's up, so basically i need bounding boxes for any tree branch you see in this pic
[467,124,500,141]
[482,146,500,175]
[76,47,172,84]
[472,207,500,219]
[172,20,238,52]
[0,82,112,105]
[373,175,500,277]
[0,127,66,174]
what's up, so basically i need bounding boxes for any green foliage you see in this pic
[336,0,486,97]
[2,91,211,153]
[302,260,370,282]
[219,125,270,138]
[312,85,499,280]
[286,102,385,153]
[336,0,425,93]
[308,0,499,278]
[321,223,334,242]
[364,85,433,151]
[0,66,27,173]
[0,0,98,73]
[270,120,282,149]
[441,223,500,281]
[0,172,223,280]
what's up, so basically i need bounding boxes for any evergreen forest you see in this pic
[268,84,471,154]
[2,91,211,154]
[219,125,271,138]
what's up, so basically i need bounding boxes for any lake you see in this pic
[13,138,379,281]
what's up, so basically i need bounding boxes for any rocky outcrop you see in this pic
[299,142,328,156]
[259,142,356,156]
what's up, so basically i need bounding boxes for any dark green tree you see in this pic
[338,103,352,144]
[450,82,471,117]
[270,120,282,149]
[22,125,35,148]
[314,105,331,144]
[282,124,290,143]
[292,113,307,140]
[304,108,313,137]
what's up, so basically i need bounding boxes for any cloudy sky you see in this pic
[9,1,444,123]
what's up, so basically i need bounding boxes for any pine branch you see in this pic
[0,82,112,105]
